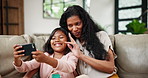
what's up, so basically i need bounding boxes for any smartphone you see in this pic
[17,43,36,56]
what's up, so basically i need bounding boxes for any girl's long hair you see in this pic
[60,5,107,60]
[43,27,70,55]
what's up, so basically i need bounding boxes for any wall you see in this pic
[24,0,115,35]
[24,0,59,35]
[90,0,114,34]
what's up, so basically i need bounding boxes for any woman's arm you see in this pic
[79,48,115,74]
[66,33,115,74]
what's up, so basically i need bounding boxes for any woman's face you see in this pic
[50,30,67,53]
[67,15,83,38]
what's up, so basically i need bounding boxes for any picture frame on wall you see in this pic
[43,0,77,19]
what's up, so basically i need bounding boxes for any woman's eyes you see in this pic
[68,24,73,28]
[67,22,81,27]
[76,22,81,26]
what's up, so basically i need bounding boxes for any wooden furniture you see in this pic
[0,0,24,35]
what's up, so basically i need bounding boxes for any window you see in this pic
[83,0,90,13]
[115,0,147,34]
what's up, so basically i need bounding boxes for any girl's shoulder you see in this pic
[61,52,77,61]
[64,52,78,59]
[65,52,74,56]
[44,52,52,56]
[44,52,74,57]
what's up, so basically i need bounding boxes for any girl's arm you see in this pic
[13,44,24,67]
[32,51,58,68]
[54,53,78,73]
[13,45,40,72]
[32,51,78,73]
[23,68,39,78]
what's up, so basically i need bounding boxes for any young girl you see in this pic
[13,27,78,78]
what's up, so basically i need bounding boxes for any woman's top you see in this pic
[76,31,117,78]
[13,52,78,78]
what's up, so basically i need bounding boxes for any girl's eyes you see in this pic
[59,36,64,39]
[51,36,64,40]
[51,37,55,40]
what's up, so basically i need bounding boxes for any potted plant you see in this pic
[126,19,147,34]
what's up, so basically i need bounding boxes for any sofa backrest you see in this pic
[32,35,49,51]
[0,35,32,78]
[114,34,148,78]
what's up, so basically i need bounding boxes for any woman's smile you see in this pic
[67,15,83,38]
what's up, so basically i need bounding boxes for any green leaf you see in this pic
[126,19,147,34]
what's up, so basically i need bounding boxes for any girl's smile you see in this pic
[51,30,68,53]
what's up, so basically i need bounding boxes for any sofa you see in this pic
[0,34,148,78]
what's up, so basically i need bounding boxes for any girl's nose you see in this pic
[55,37,60,41]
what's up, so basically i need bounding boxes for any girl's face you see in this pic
[67,15,83,38]
[50,30,68,53]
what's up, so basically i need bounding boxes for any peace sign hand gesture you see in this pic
[65,33,83,58]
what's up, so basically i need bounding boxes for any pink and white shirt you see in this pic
[14,52,78,78]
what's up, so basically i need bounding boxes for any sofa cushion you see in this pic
[32,35,50,51]
[114,34,148,78]
[109,35,115,48]
[0,35,32,78]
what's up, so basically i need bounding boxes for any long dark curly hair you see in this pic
[43,27,70,55]
[59,5,107,60]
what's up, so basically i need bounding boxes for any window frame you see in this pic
[115,0,147,34]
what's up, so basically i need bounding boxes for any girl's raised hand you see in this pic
[32,50,48,63]
[65,33,83,58]
[13,44,25,60]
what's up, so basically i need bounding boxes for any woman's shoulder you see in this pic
[96,31,109,39]
[96,31,108,35]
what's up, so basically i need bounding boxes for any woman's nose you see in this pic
[73,26,78,31]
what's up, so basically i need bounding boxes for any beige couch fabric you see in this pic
[0,35,32,78]
[114,34,148,78]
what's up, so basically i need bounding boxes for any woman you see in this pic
[13,27,78,78]
[60,5,117,78]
